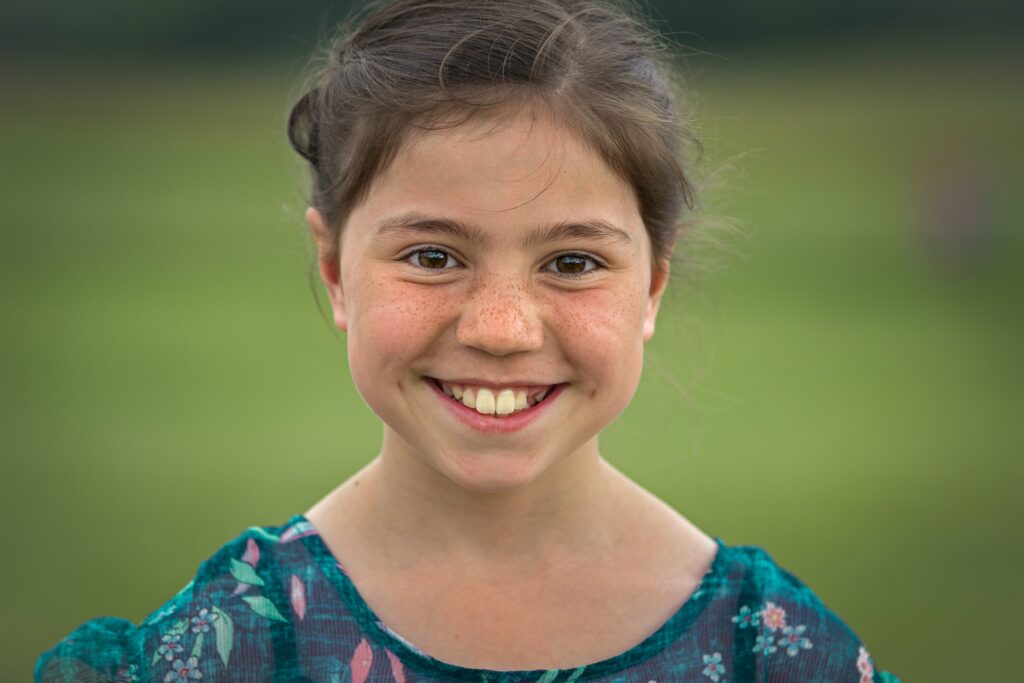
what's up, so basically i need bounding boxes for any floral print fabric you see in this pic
[36,515,901,682]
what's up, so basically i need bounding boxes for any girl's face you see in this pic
[311,110,669,492]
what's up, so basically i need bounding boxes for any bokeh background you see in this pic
[3,1,1022,680]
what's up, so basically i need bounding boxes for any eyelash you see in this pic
[399,246,605,279]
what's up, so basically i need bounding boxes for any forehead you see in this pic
[345,109,644,246]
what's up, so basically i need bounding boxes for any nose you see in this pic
[455,279,544,356]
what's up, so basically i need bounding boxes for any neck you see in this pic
[334,430,638,574]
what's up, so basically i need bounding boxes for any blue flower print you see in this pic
[190,607,219,634]
[164,656,202,682]
[731,605,760,629]
[156,634,184,661]
[778,625,813,657]
[701,652,726,682]
[753,635,777,656]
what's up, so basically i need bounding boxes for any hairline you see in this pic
[333,91,644,246]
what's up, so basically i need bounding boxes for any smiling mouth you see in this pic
[429,379,558,418]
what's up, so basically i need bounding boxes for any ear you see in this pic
[643,258,670,342]
[306,207,348,332]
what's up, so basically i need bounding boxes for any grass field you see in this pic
[3,46,1022,681]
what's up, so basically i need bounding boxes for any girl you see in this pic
[37,1,900,681]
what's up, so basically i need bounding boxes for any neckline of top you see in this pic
[289,513,730,682]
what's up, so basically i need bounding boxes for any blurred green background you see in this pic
[2,1,1022,680]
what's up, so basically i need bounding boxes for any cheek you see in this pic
[552,284,649,389]
[345,273,451,378]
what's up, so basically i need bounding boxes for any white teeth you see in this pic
[440,381,553,417]
[475,388,496,415]
[496,389,516,415]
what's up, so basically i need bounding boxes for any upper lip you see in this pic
[429,377,560,391]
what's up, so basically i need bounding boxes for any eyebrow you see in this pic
[375,211,634,249]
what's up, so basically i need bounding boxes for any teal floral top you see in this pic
[37,515,900,682]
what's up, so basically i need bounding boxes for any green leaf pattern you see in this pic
[229,558,265,587]
[150,531,297,680]
[212,605,234,667]
[242,595,289,622]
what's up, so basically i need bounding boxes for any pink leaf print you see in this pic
[231,583,250,596]
[290,574,307,621]
[385,650,406,683]
[351,639,373,683]
[280,520,316,544]
[242,538,260,567]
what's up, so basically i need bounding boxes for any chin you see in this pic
[436,448,551,494]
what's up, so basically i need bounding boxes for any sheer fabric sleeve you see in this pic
[35,617,144,683]
[736,550,901,683]
[36,526,286,682]
[754,597,901,682]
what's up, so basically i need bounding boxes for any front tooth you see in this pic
[451,385,464,400]
[475,388,496,415]
[514,390,527,411]
[496,389,516,415]
[462,387,475,408]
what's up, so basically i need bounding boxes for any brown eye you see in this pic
[543,253,599,277]
[556,255,586,273]
[408,248,457,270]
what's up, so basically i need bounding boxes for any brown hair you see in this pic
[287,0,700,272]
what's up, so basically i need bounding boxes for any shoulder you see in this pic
[705,541,900,683]
[35,516,314,683]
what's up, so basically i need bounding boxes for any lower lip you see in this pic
[427,380,565,434]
